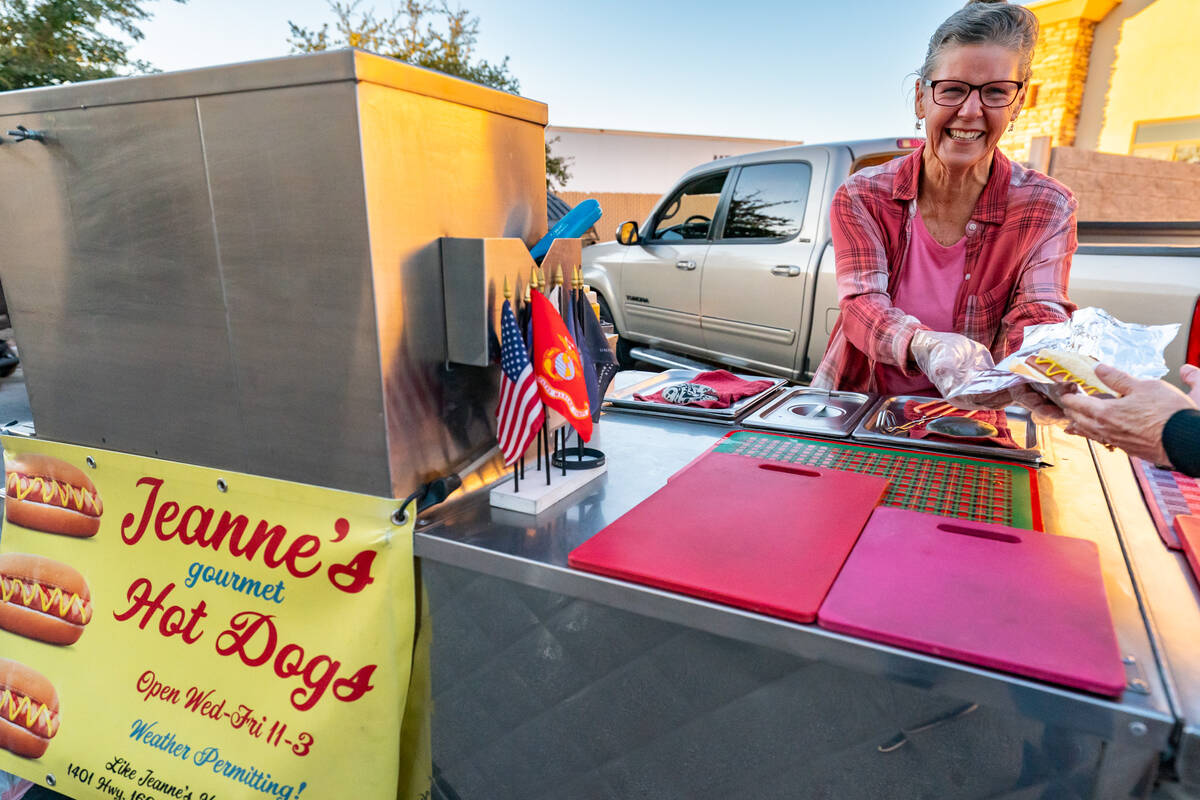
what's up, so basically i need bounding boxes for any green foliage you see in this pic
[288,0,519,94]
[0,0,179,91]
[292,1,574,191]
[545,135,573,192]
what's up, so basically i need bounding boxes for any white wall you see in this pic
[547,126,802,196]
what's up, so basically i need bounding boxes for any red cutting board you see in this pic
[818,507,1125,696]
[568,452,889,623]
[1173,515,1200,585]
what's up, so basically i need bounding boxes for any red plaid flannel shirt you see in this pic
[812,145,1077,392]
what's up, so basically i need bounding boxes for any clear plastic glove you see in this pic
[909,330,997,399]
[0,771,30,800]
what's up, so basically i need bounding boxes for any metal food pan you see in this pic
[851,395,1043,464]
[604,369,786,421]
[741,388,877,438]
[599,405,743,427]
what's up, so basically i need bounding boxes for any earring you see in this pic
[1009,120,1016,132]
[915,118,923,131]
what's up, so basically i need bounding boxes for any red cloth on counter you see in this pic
[902,400,1021,449]
[634,370,775,409]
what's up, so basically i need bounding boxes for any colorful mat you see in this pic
[1131,456,1200,550]
[701,431,1041,530]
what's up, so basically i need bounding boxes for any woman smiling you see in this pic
[813,0,1075,414]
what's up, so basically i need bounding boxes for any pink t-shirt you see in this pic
[879,206,966,395]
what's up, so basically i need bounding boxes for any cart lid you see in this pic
[0,49,548,125]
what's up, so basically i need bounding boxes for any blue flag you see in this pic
[575,288,618,421]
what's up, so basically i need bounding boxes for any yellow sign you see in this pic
[0,437,416,800]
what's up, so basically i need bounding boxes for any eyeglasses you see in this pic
[923,79,1024,108]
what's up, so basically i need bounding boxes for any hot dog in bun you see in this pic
[0,659,59,759]
[1024,349,1119,398]
[5,454,103,538]
[0,554,92,646]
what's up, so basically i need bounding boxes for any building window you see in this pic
[1131,117,1200,163]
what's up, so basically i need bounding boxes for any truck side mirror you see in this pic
[616,221,641,246]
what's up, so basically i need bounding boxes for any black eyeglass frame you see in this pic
[921,79,1025,108]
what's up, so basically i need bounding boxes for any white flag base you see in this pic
[489,452,606,515]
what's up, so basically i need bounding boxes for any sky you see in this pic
[127,0,1015,144]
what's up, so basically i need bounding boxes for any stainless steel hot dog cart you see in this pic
[0,50,1194,800]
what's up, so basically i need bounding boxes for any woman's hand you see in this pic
[909,331,995,397]
[1007,384,1068,425]
[1058,364,1196,466]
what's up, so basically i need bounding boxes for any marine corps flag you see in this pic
[530,288,593,442]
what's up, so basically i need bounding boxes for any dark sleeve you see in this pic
[1163,409,1200,477]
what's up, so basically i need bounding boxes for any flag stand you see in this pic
[490,252,609,513]
[491,427,607,515]
[551,431,605,470]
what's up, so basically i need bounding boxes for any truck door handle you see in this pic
[676,260,697,271]
[771,265,802,277]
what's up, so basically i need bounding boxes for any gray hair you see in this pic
[920,0,1040,82]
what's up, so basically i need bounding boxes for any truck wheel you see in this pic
[596,295,637,370]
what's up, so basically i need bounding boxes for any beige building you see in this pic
[1003,0,1200,162]
[1000,0,1200,219]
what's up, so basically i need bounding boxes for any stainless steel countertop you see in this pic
[1093,444,1200,781]
[416,409,1176,752]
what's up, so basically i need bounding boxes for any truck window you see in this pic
[851,151,909,173]
[720,162,812,241]
[650,171,728,241]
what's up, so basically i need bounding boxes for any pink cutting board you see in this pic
[818,507,1125,696]
[568,452,889,623]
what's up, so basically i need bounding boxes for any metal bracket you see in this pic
[1123,654,1152,695]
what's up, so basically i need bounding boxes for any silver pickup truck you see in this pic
[582,138,1200,386]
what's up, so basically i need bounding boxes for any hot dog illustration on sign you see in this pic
[5,455,103,538]
[0,554,93,645]
[0,659,59,759]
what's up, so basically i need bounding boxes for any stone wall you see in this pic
[1049,146,1200,220]
[1000,16,1097,163]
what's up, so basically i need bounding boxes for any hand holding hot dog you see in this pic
[1059,364,1196,466]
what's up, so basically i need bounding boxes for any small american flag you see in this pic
[497,298,544,465]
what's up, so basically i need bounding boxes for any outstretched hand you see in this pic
[910,330,995,398]
[1007,384,1068,425]
[1182,363,1200,406]
[1058,364,1196,466]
